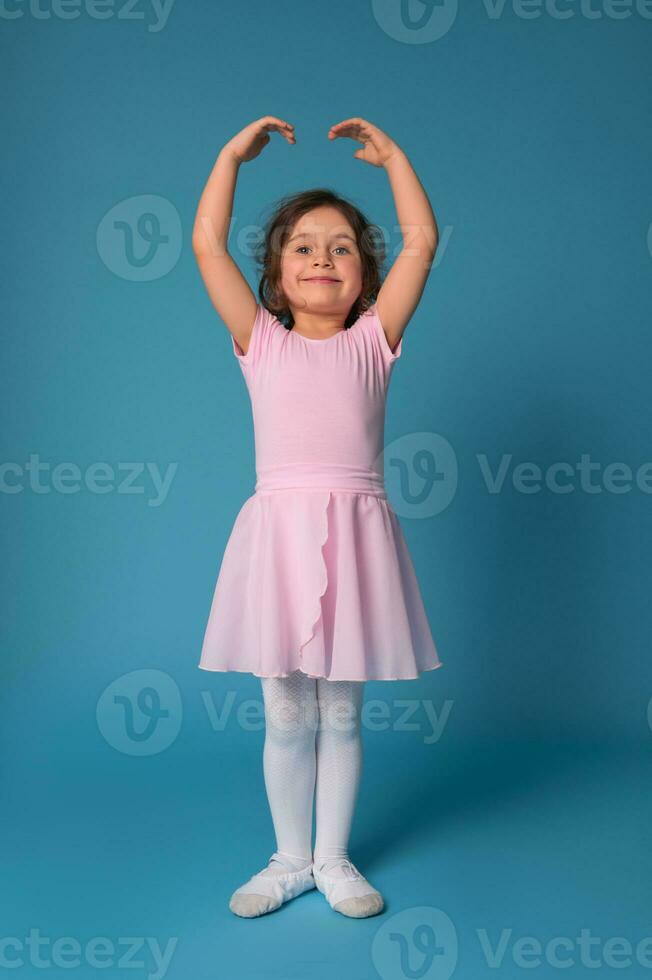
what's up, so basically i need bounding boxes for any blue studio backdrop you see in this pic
[2,2,650,978]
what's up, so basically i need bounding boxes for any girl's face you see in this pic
[279,206,363,319]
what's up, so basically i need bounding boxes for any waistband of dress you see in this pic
[254,464,387,498]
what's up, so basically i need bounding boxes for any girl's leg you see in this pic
[312,677,384,918]
[229,670,318,918]
[260,668,318,872]
[313,677,364,867]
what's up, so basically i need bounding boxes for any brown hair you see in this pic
[255,188,386,330]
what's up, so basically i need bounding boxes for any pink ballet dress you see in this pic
[198,302,443,682]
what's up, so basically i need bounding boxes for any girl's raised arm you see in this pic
[192,117,295,356]
[328,118,438,352]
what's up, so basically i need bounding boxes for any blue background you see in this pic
[3,1,650,977]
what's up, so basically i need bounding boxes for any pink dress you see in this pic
[198,302,443,682]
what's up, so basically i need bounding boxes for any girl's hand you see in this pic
[224,116,296,164]
[327,118,402,168]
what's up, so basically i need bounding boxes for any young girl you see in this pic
[192,116,443,920]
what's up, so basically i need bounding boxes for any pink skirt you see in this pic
[198,489,443,682]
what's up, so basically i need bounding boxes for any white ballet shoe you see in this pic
[229,851,315,918]
[312,857,384,918]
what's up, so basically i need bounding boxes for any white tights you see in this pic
[259,669,364,872]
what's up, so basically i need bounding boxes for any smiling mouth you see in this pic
[303,277,341,283]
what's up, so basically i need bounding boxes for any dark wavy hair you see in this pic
[254,188,386,330]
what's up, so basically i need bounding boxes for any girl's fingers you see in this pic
[258,116,295,132]
[329,119,375,142]
[330,128,370,140]
[330,117,375,132]
[330,116,373,127]
[259,117,296,142]
[330,124,369,136]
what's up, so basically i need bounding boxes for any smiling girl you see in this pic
[192,116,443,919]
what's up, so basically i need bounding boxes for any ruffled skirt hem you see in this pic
[197,661,444,682]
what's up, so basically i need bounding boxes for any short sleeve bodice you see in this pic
[230,304,403,495]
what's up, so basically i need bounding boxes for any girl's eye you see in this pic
[295,245,350,255]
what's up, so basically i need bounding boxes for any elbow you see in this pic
[428,223,439,257]
[191,227,206,255]
[192,214,229,257]
[191,225,210,255]
[416,231,438,267]
[192,234,228,259]
[408,223,438,264]
[191,237,208,256]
